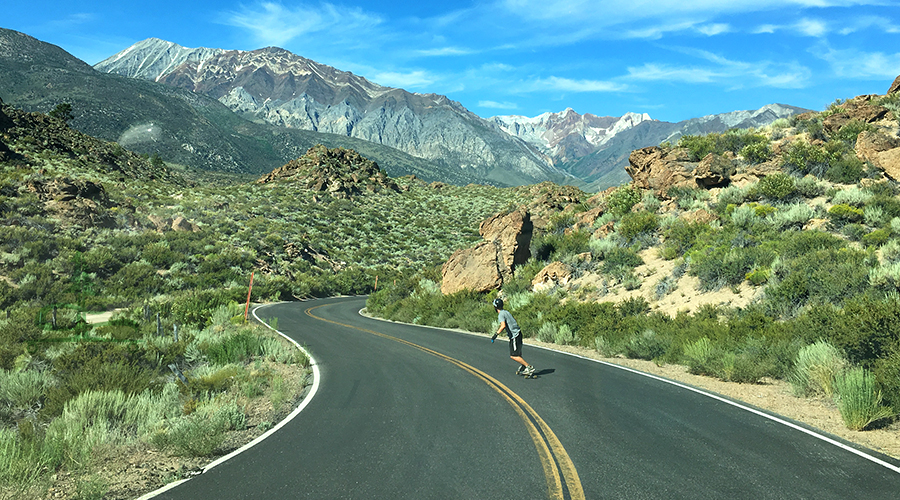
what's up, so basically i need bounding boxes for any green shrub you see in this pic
[679,134,717,161]
[740,141,772,164]
[150,414,225,457]
[617,211,660,243]
[601,248,643,280]
[624,329,669,361]
[770,203,816,231]
[833,119,875,144]
[828,204,864,223]
[0,369,54,410]
[833,367,894,430]
[607,185,641,216]
[43,343,159,418]
[751,173,796,202]
[659,219,708,259]
[789,340,847,397]
[683,337,716,376]
[863,228,891,247]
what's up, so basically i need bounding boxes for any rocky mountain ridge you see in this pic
[0,28,482,186]
[495,104,808,190]
[95,39,569,186]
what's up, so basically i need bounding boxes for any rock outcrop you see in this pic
[147,215,201,232]
[25,177,117,228]
[626,146,695,193]
[259,145,400,198]
[531,262,574,293]
[441,209,533,295]
[888,74,900,95]
[857,130,900,181]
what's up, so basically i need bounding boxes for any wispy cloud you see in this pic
[817,44,900,79]
[697,23,731,36]
[479,100,519,109]
[219,2,382,47]
[529,76,627,92]
[626,49,809,89]
[415,47,475,57]
[370,70,437,89]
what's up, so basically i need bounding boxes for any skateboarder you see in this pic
[491,298,535,376]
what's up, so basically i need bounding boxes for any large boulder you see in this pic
[856,130,900,181]
[626,146,693,193]
[694,153,736,188]
[531,262,574,293]
[888,74,900,95]
[440,242,503,295]
[441,209,533,295]
[479,209,533,271]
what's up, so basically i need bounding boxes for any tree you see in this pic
[49,103,74,122]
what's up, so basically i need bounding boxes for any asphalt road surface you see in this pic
[151,297,900,499]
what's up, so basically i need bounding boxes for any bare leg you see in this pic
[510,355,529,367]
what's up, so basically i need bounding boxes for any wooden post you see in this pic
[244,271,255,321]
[374,275,378,291]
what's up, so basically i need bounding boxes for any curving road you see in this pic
[152,297,900,499]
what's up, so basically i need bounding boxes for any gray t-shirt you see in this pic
[497,309,521,339]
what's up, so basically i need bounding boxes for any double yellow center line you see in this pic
[306,305,584,500]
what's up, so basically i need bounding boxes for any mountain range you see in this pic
[2,29,809,188]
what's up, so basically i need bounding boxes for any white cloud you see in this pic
[697,23,731,36]
[220,2,382,47]
[817,45,900,79]
[795,18,829,37]
[626,50,810,89]
[529,76,627,92]
[479,100,519,109]
[371,70,437,89]
[415,47,475,57]
[626,63,722,83]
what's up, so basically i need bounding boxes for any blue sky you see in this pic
[5,1,900,122]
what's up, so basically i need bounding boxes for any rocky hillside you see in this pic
[495,104,808,191]
[258,144,400,198]
[440,79,900,316]
[95,39,570,186]
[0,28,482,186]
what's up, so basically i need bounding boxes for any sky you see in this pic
[5,1,900,123]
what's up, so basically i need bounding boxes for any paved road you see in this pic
[154,297,900,499]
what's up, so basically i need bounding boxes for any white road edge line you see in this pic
[137,301,321,499]
[360,307,900,475]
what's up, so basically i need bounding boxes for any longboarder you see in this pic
[491,298,536,377]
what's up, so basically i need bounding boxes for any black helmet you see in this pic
[492,298,503,309]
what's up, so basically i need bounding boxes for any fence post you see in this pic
[374,275,378,291]
[173,324,178,342]
[244,271,255,322]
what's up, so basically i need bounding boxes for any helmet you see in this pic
[492,298,504,309]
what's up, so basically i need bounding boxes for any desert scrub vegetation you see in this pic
[0,301,309,495]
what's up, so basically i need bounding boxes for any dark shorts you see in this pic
[509,334,523,357]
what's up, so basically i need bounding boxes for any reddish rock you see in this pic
[478,209,533,271]
[856,130,900,181]
[531,262,574,293]
[440,242,503,295]
[888,74,900,95]
[441,209,534,295]
[626,146,693,192]
[694,153,735,188]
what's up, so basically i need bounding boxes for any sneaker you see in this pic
[516,365,526,375]
[524,365,535,376]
